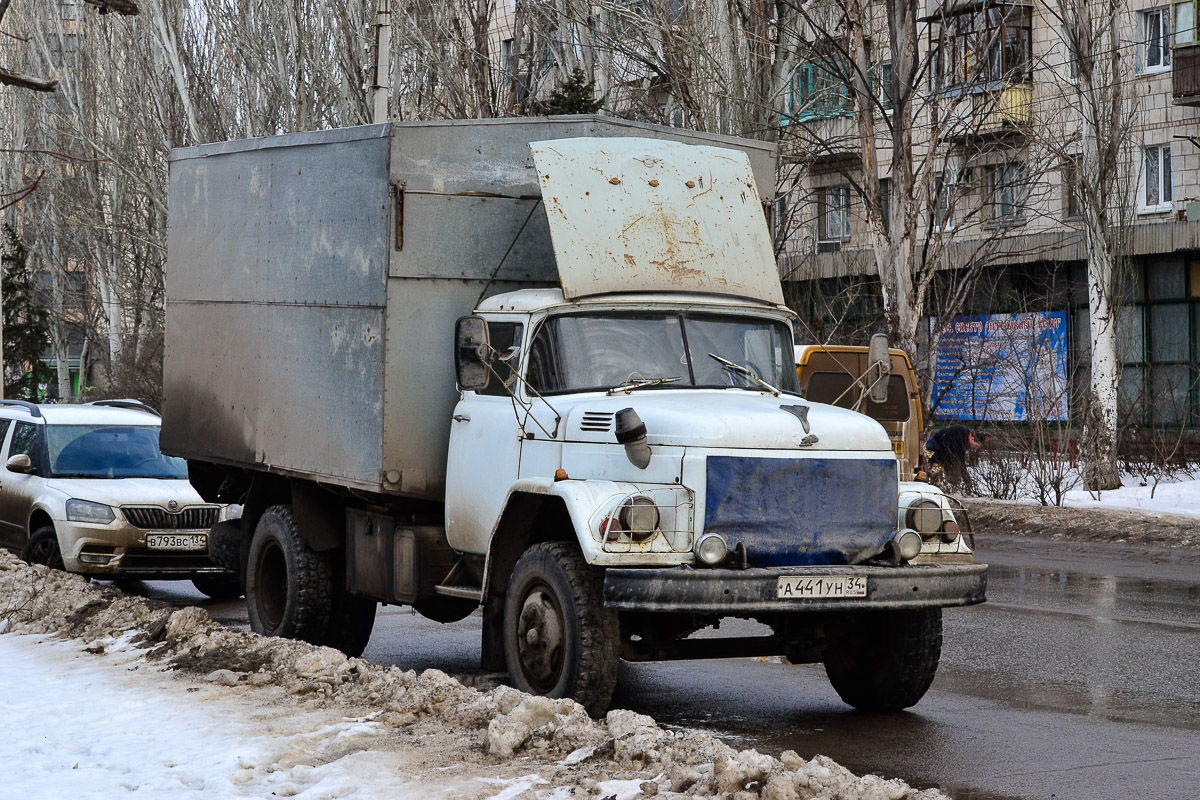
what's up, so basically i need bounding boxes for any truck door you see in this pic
[445,319,525,555]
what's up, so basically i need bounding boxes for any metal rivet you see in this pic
[609,177,621,185]
[648,179,659,187]
[686,180,696,188]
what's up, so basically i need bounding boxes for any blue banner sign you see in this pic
[931,311,1069,421]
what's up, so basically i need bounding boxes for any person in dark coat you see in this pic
[925,425,980,492]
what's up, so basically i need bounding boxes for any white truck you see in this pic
[162,118,986,715]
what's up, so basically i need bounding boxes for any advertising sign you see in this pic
[931,311,1069,421]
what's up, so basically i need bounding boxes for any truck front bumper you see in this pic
[603,563,987,613]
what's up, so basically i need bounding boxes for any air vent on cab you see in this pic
[580,412,615,432]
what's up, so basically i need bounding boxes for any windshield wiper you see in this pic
[606,375,682,395]
[708,353,780,396]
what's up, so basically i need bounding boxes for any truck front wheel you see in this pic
[246,505,332,643]
[503,542,618,716]
[822,608,942,712]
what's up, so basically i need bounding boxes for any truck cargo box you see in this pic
[162,117,775,502]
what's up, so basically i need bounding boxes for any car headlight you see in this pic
[905,499,943,537]
[618,495,659,540]
[66,499,116,524]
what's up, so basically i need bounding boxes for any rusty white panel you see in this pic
[530,138,784,305]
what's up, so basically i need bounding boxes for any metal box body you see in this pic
[162,117,775,502]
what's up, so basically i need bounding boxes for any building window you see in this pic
[773,193,788,243]
[873,62,893,111]
[501,39,513,73]
[1177,0,1197,46]
[1142,8,1173,70]
[785,61,851,122]
[879,178,892,234]
[933,170,956,231]
[1062,161,1081,219]
[987,163,1027,222]
[818,185,852,247]
[1141,144,1173,211]
[935,5,1032,90]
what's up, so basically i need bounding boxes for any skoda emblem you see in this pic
[168,500,179,511]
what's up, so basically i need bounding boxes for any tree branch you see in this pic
[80,0,139,16]
[0,67,58,92]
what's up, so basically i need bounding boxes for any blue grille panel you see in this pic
[703,456,897,566]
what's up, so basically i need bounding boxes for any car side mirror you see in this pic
[455,315,493,391]
[866,332,891,405]
[6,454,33,474]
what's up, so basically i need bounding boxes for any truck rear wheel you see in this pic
[823,608,942,712]
[503,542,618,717]
[246,505,332,643]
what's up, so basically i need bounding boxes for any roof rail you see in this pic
[0,400,43,418]
[87,399,161,417]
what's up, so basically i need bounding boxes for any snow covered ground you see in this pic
[1056,475,1200,517]
[0,631,473,800]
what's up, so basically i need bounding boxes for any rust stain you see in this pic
[624,254,637,267]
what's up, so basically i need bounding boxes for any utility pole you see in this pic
[371,0,391,124]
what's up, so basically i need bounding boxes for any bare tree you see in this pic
[1041,0,1135,491]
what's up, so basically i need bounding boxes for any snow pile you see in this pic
[1059,475,1200,517]
[0,552,949,800]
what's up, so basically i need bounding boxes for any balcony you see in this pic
[971,83,1033,133]
[1173,45,1200,105]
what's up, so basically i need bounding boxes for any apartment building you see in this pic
[780,0,1200,426]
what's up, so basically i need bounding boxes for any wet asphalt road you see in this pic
[139,534,1200,800]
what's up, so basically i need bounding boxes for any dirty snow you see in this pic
[0,552,949,800]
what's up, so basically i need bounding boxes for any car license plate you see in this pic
[146,533,207,551]
[777,575,867,599]
[891,440,904,455]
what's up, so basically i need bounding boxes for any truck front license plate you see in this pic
[777,575,867,599]
[146,534,207,551]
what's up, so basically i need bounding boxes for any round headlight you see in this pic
[906,500,943,537]
[941,519,961,544]
[896,529,923,562]
[694,533,728,565]
[618,495,659,540]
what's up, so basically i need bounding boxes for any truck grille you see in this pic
[122,506,219,531]
[703,456,897,567]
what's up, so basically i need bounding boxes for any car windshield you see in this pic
[526,312,801,395]
[46,425,189,479]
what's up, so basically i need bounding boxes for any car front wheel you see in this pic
[823,608,942,712]
[22,526,64,571]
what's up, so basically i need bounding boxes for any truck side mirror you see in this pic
[455,316,493,391]
[866,332,891,405]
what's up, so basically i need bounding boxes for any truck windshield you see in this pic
[46,425,189,479]
[526,313,801,395]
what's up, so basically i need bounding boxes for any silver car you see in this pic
[0,399,238,598]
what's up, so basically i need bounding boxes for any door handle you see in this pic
[453,414,470,423]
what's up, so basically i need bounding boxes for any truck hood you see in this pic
[557,390,893,452]
[43,478,209,509]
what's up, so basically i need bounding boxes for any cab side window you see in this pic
[10,422,41,472]
[0,420,11,453]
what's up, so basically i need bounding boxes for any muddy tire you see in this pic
[192,576,244,601]
[503,542,619,716]
[823,608,942,712]
[245,505,332,643]
[22,526,64,570]
[315,549,377,657]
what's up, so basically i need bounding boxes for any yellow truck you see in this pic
[794,342,923,477]
[795,339,976,565]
